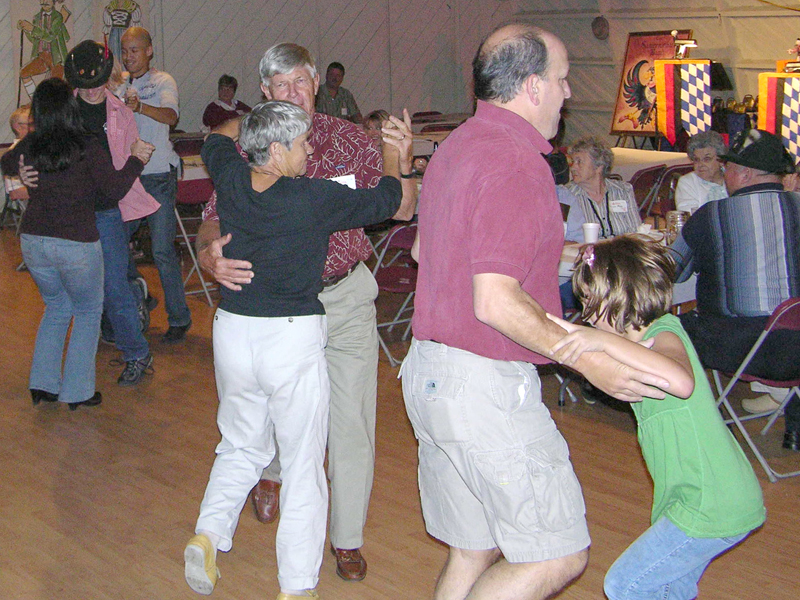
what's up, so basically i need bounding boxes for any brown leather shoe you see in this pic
[332,547,367,582]
[252,479,280,523]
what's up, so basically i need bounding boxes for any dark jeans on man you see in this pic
[679,311,800,431]
[126,168,191,328]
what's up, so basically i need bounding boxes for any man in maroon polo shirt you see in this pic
[196,43,417,583]
[402,24,669,600]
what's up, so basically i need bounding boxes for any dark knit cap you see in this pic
[65,40,114,89]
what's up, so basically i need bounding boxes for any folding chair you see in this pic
[629,163,667,221]
[420,123,459,134]
[411,110,442,119]
[649,163,693,228]
[174,177,216,306]
[712,297,800,482]
[373,223,417,367]
[0,145,26,233]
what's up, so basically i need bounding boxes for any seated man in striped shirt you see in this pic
[672,129,800,451]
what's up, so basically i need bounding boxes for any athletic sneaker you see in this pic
[117,353,154,386]
[133,277,151,334]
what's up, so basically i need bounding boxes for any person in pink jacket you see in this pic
[66,40,160,385]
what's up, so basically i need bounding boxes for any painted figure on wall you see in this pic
[103,1,141,64]
[618,60,657,129]
[17,0,72,100]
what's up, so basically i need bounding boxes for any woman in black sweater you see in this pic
[184,100,407,599]
[2,78,153,410]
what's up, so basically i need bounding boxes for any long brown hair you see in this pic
[572,234,675,334]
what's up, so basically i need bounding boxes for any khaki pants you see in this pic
[262,262,379,549]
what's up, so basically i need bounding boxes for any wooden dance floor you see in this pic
[0,228,797,599]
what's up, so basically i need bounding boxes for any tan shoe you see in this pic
[332,547,367,581]
[276,590,320,600]
[252,479,280,523]
[184,534,220,595]
[741,394,782,414]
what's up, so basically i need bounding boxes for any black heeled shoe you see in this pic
[68,392,102,411]
[783,429,800,452]
[31,389,59,406]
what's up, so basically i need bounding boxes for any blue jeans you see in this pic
[604,516,750,600]
[128,169,191,328]
[96,208,150,362]
[21,234,104,404]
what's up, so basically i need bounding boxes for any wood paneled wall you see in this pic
[2,1,799,145]
[0,0,518,141]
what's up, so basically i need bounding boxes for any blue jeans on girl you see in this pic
[604,516,750,600]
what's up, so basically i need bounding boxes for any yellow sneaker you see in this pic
[276,591,320,600]
[184,534,220,595]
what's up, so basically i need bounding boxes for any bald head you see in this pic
[473,24,570,139]
[122,26,152,47]
[121,26,154,78]
[473,24,556,103]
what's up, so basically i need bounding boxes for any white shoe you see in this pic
[741,394,782,415]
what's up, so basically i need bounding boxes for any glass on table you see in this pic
[665,210,690,244]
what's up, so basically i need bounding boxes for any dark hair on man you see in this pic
[327,62,345,75]
[473,27,549,103]
[28,78,85,173]
[218,74,238,91]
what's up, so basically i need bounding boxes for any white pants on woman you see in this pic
[195,309,329,591]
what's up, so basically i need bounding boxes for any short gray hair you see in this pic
[569,136,614,178]
[473,26,549,103]
[238,101,311,167]
[686,130,727,161]
[259,43,317,86]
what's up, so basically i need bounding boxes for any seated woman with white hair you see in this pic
[675,130,728,214]
[564,136,641,239]
[185,100,407,600]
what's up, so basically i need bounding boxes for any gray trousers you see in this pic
[263,262,379,549]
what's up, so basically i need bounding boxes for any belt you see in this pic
[321,262,359,288]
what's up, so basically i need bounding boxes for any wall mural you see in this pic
[13,0,74,104]
[611,30,692,137]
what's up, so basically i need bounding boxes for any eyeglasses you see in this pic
[690,155,720,165]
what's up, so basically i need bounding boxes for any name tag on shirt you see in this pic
[341,107,348,116]
[330,174,356,189]
[609,199,628,213]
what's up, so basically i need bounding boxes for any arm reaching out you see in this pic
[547,314,694,398]
[473,273,671,402]
[381,109,417,220]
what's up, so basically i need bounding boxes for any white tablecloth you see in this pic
[612,147,690,182]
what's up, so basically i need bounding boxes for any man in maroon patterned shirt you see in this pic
[196,43,417,584]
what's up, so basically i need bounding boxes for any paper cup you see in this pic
[582,222,601,243]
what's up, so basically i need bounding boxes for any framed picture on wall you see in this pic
[611,30,693,136]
